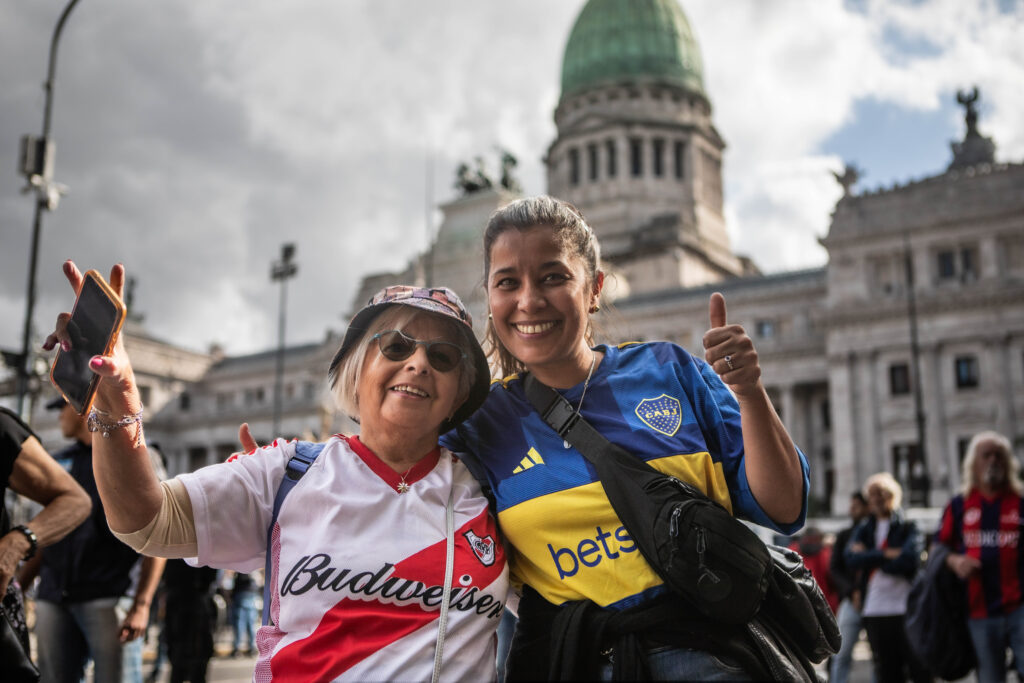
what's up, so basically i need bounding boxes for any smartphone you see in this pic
[49,270,127,415]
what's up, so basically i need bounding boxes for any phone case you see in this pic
[49,270,127,415]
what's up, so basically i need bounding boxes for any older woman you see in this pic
[845,472,928,683]
[44,261,507,682]
[441,196,810,680]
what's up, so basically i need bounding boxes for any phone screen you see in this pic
[50,273,125,414]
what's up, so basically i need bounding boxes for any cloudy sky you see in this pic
[2,0,1022,361]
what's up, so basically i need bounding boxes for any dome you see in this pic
[560,0,706,98]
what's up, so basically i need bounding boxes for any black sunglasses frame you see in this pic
[370,329,466,373]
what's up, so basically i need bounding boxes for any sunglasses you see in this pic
[370,329,466,373]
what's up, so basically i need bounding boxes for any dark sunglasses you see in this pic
[370,329,466,373]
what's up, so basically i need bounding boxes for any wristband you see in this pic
[11,524,38,560]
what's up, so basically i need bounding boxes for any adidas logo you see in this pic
[512,447,544,474]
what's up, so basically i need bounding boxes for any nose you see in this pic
[516,280,546,313]
[404,343,431,374]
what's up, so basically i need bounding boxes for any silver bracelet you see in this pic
[87,406,145,448]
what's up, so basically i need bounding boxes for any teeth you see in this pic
[392,385,428,397]
[514,321,556,334]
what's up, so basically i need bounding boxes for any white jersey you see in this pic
[179,434,508,682]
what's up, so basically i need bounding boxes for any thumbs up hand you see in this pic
[702,292,761,397]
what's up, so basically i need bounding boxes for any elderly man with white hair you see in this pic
[938,430,1024,683]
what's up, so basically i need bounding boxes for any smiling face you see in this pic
[355,313,466,446]
[486,225,603,387]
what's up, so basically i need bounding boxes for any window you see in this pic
[587,143,599,181]
[179,392,191,411]
[187,447,207,473]
[955,355,979,388]
[630,138,643,177]
[652,138,665,177]
[889,363,910,396]
[755,320,776,339]
[820,400,831,431]
[937,250,956,279]
[957,437,972,466]
[961,247,978,280]
[892,443,927,507]
[606,139,617,177]
[138,385,152,407]
[568,148,580,186]
[674,141,685,179]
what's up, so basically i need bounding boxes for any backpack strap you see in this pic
[262,440,328,625]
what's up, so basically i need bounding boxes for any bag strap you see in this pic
[262,440,328,626]
[522,373,683,486]
[430,484,456,683]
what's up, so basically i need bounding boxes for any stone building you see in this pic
[19,0,1024,516]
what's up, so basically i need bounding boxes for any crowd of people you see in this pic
[0,193,1020,682]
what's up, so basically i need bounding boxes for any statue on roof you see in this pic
[832,163,861,197]
[499,149,522,193]
[950,86,995,170]
[957,86,980,137]
[455,156,494,195]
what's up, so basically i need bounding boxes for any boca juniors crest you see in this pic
[463,529,496,566]
[635,394,682,436]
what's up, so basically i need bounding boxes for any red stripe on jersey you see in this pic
[1000,495,1022,610]
[269,507,504,680]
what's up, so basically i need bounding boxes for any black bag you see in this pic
[904,544,976,680]
[524,373,839,660]
[2,581,40,683]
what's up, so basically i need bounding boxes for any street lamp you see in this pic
[15,0,82,418]
[271,243,298,437]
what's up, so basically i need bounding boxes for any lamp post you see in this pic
[271,244,298,437]
[15,0,82,418]
[903,233,929,506]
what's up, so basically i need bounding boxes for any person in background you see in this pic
[1,406,91,673]
[937,430,1024,683]
[228,571,258,658]
[845,472,929,683]
[162,559,218,683]
[27,397,166,683]
[828,491,870,683]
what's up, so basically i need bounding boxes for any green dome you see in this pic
[561,0,706,98]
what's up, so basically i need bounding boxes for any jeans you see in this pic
[967,604,1024,683]
[830,598,863,683]
[598,645,752,681]
[230,591,258,652]
[35,596,142,683]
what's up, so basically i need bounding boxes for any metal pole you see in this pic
[904,233,929,505]
[16,0,83,418]
[271,244,297,437]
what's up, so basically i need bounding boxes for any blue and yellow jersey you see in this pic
[442,341,809,611]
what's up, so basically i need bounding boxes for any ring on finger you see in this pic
[724,355,734,371]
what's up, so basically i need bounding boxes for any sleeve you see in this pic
[936,499,959,549]
[679,349,809,534]
[0,407,36,486]
[177,439,294,572]
[844,520,883,570]
[881,521,922,578]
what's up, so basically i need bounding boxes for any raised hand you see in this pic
[42,261,141,416]
[702,292,761,397]
[238,423,260,453]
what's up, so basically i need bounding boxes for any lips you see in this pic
[512,321,557,335]
[390,384,429,398]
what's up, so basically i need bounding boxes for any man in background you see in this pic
[26,398,166,683]
[938,430,1024,683]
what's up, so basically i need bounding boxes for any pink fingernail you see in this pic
[61,340,71,352]
[89,357,104,369]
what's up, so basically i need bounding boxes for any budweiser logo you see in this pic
[280,554,503,618]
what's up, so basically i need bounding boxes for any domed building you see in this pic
[548,0,755,294]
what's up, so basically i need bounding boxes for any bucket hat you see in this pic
[329,285,489,430]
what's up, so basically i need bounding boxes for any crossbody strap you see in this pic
[263,440,328,626]
[522,373,659,480]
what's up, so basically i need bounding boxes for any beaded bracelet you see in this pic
[87,406,145,449]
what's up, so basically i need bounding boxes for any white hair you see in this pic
[863,471,903,511]
[960,430,1021,496]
